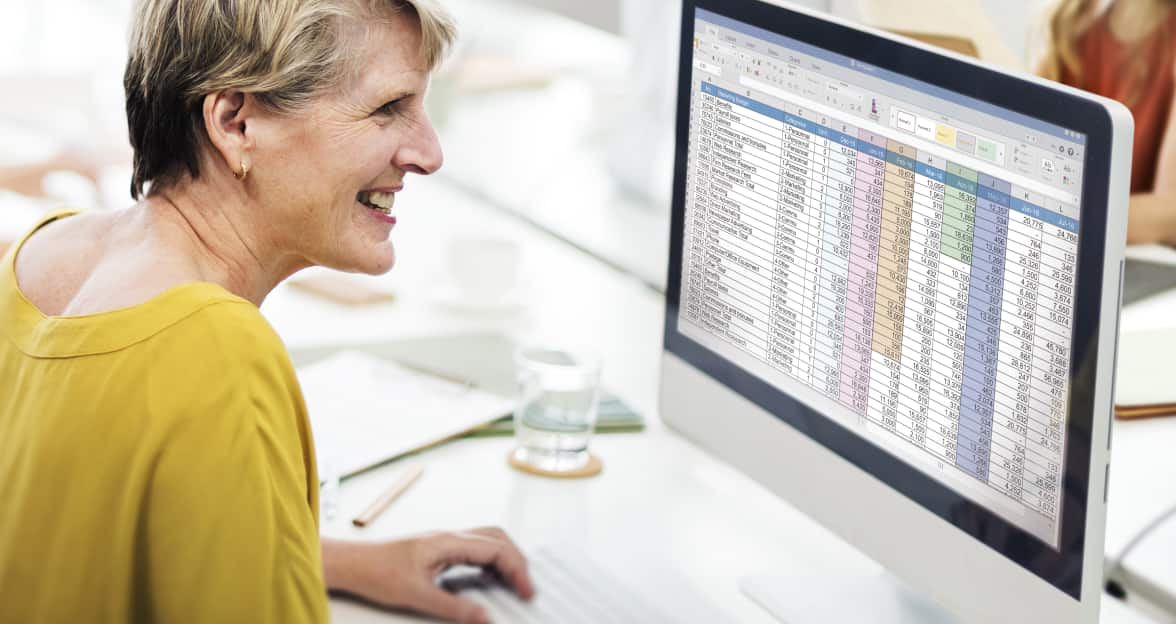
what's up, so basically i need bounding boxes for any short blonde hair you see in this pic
[124,0,456,198]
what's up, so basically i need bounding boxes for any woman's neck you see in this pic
[145,179,308,307]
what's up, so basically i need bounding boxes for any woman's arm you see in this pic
[1125,55,1176,245]
[1126,193,1176,245]
[1035,54,1176,245]
[321,527,533,624]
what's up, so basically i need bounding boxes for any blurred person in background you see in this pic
[1041,0,1176,244]
[0,1,531,622]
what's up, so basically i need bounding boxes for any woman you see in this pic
[0,1,531,622]
[1040,0,1176,244]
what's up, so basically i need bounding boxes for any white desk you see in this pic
[1106,246,1176,619]
[255,174,1166,623]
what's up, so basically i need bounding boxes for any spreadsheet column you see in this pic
[684,88,717,325]
[802,117,831,387]
[699,86,780,358]
[777,120,817,381]
[868,140,917,433]
[957,173,1011,480]
[978,175,1016,483]
[812,121,858,400]
[930,162,978,466]
[900,152,948,454]
[1026,215,1076,517]
[990,190,1045,502]
[840,130,887,414]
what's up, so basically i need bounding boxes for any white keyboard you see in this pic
[439,547,678,623]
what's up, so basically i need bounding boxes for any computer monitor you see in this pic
[660,1,1131,622]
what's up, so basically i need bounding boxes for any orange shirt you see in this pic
[1061,12,1176,193]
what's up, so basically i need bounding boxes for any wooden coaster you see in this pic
[507,451,603,479]
[288,272,396,305]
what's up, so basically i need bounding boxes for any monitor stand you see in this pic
[739,572,960,623]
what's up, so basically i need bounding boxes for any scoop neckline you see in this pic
[7,210,248,322]
[2,210,254,359]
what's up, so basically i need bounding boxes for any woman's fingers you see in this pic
[465,526,534,598]
[467,526,515,549]
[468,526,509,540]
[410,581,489,624]
[437,530,534,600]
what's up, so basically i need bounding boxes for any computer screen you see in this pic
[676,9,1084,549]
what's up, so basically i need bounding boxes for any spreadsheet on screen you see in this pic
[678,9,1085,548]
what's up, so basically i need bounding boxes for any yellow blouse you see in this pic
[0,213,327,623]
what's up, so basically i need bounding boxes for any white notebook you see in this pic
[297,350,515,479]
[1115,327,1176,408]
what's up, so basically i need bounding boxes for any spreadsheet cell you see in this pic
[683,82,1078,531]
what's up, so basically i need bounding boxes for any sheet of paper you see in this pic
[297,350,515,478]
[1115,327,1176,407]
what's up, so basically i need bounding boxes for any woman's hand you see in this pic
[322,527,534,624]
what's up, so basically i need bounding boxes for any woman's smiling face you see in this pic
[244,10,443,276]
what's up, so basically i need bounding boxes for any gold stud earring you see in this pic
[235,159,250,181]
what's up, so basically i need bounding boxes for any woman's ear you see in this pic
[202,90,256,178]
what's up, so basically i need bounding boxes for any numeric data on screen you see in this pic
[681,82,1075,522]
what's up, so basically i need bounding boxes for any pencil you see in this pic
[1116,403,1176,420]
[352,465,425,528]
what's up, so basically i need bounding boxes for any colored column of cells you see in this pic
[872,140,918,362]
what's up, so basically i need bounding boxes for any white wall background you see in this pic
[514,0,833,34]
[0,0,1055,73]
[518,0,1054,68]
[985,0,1055,64]
[831,0,1055,67]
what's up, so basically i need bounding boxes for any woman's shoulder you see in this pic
[148,292,294,383]
[140,295,308,447]
[13,207,224,317]
[11,210,113,314]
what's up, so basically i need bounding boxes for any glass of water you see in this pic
[511,345,602,473]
